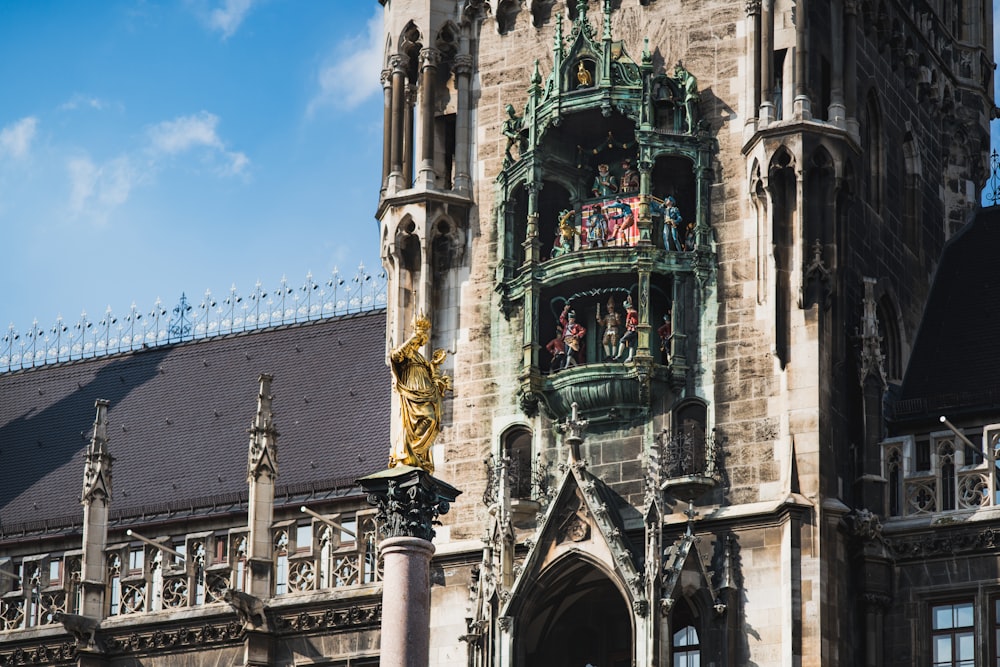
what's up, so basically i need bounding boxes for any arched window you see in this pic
[274,531,289,595]
[877,296,901,382]
[502,426,534,500]
[671,598,702,667]
[862,92,883,213]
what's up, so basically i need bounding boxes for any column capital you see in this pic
[419,47,442,70]
[454,54,474,76]
[844,0,858,15]
[390,53,409,73]
[381,68,392,86]
[745,0,761,15]
[359,466,461,542]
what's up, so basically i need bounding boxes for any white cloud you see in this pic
[307,9,384,115]
[0,117,39,159]
[67,155,137,224]
[206,0,256,39]
[147,111,249,175]
[59,95,108,112]
[148,111,224,154]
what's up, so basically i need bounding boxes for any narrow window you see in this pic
[274,531,289,595]
[931,601,974,666]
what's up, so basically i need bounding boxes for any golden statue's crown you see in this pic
[414,313,431,332]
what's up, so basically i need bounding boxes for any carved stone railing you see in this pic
[2,264,387,373]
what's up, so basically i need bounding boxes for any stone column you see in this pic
[453,54,473,193]
[389,55,408,192]
[844,0,859,140]
[359,466,461,667]
[523,180,541,266]
[828,0,847,127]
[637,157,653,246]
[745,0,761,132]
[403,84,416,189]
[418,48,441,189]
[793,0,811,118]
[759,0,775,124]
[381,67,393,194]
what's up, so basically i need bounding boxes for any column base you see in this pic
[827,102,847,129]
[793,95,812,120]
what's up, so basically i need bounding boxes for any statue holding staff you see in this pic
[389,314,452,474]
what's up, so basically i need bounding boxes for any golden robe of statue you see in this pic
[389,316,452,474]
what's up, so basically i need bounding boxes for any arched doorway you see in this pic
[517,557,633,666]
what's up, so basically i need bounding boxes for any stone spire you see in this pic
[247,373,279,481]
[80,399,113,620]
[246,373,279,601]
[81,399,113,504]
[857,277,887,389]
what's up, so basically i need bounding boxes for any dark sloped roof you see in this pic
[899,208,1000,415]
[0,310,389,529]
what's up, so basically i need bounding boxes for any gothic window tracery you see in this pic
[883,425,1000,517]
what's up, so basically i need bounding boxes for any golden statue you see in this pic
[577,61,593,87]
[389,314,452,474]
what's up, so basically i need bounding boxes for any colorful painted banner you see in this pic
[580,195,641,248]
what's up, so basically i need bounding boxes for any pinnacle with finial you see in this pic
[82,399,113,504]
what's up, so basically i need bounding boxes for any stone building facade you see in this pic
[375,0,995,666]
[0,0,996,666]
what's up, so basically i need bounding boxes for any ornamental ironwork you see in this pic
[482,453,553,506]
[1,264,387,373]
[986,148,1000,206]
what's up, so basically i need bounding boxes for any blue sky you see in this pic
[0,1,385,334]
[2,3,1000,337]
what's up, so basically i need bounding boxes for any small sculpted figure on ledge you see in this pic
[389,314,452,474]
[620,158,639,193]
[577,61,593,88]
[596,297,621,361]
[658,310,672,362]
[560,306,587,368]
[592,163,618,197]
[546,324,567,373]
[613,298,638,363]
[663,196,683,251]
[673,61,699,132]
[588,204,608,248]
[607,198,635,246]
[502,104,527,166]
[551,209,578,258]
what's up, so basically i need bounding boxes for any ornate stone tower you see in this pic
[376,1,993,665]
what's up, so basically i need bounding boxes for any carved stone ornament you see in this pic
[856,277,888,389]
[498,616,512,632]
[223,588,267,631]
[102,619,246,656]
[887,527,1000,560]
[274,603,382,633]
[358,465,461,543]
[632,599,649,617]
[745,0,761,15]
[847,508,883,542]
[0,643,77,665]
[556,489,591,543]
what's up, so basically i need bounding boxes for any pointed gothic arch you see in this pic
[768,147,796,368]
[515,553,634,666]
[862,90,884,213]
